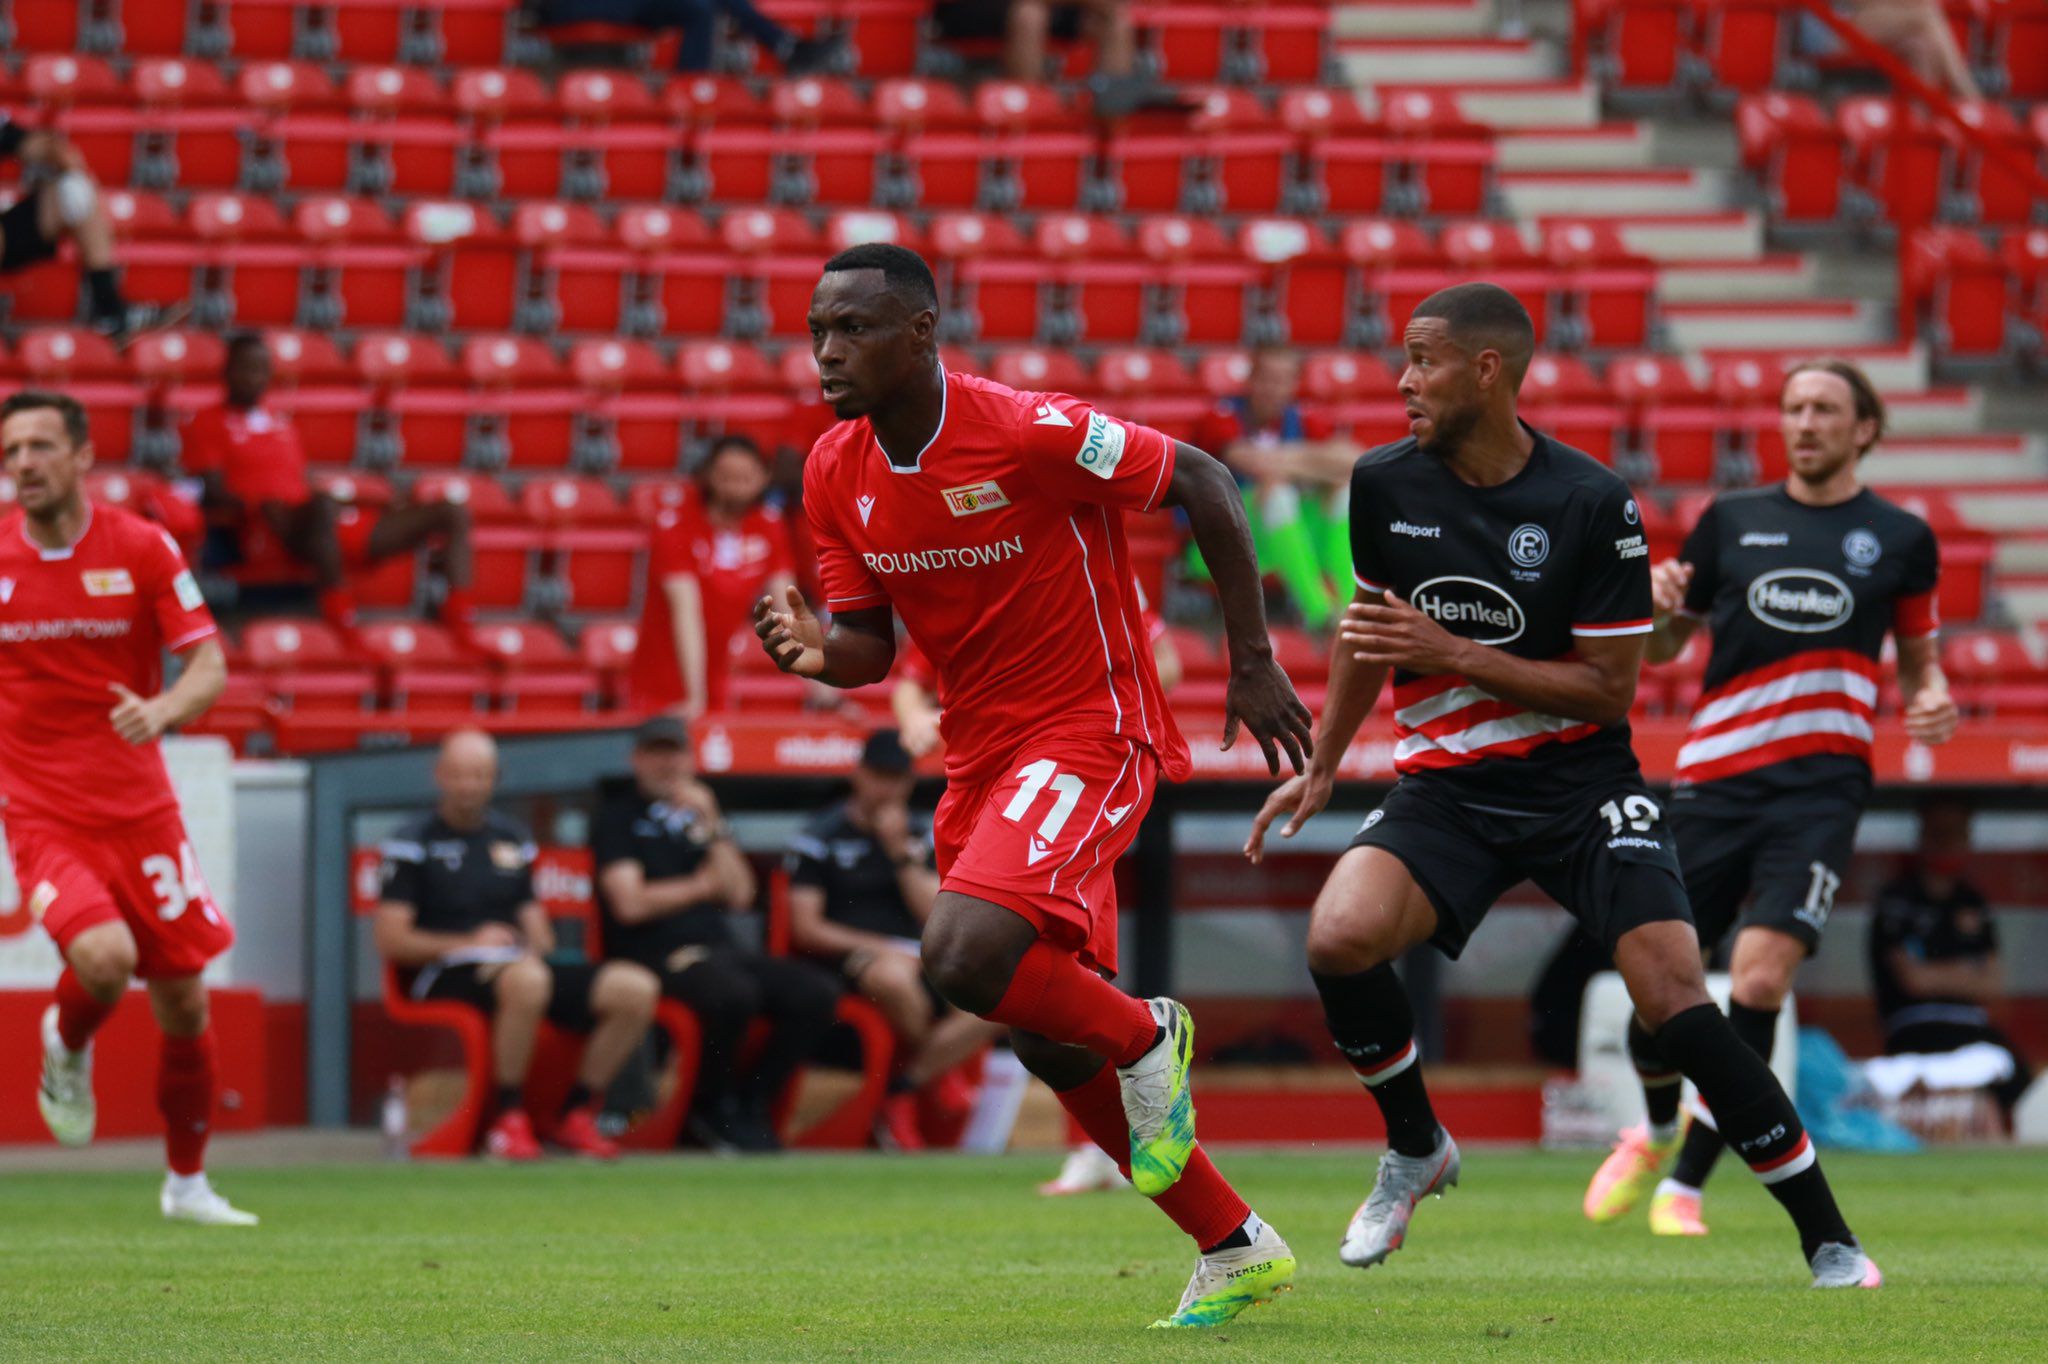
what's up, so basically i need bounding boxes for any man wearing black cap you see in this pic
[592,716,839,1152]
[787,731,1006,1149]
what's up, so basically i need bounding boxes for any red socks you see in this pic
[441,586,475,631]
[1056,1063,1249,1249]
[982,941,1158,1067]
[158,1031,216,1177]
[317,586,359,634]
[54,969,116,1052]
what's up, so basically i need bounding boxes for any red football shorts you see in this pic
[934,732,1159,977]
[12,811,233,979]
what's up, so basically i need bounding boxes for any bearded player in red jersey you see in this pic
[0,391,256,1227]
[755,245,1315,1329]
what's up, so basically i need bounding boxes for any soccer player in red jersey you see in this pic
[1,390,256,1226]
[630,434,797,717]
[754,245,1314,1328]
[183,333,475,639]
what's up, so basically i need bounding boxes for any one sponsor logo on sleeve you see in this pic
[173,571,205,611]
[1614,534,1648,559]
[1623,499,1641,526]
[1746,568,1854,633]
[1410,576,1527,645]
[1075,410,1128,479]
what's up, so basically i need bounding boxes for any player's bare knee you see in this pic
[1627,961,1712,1031]
[1729,959,1792,1013]
[496,956,553,1011]
[69,930,137,997]
[599,961,660,1021]
[1304,912,1398,977]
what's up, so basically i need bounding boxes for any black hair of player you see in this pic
[820,242,940,316]
[224,330,266,361]
[0,389,90,450]
[1782,358,1886,458]
[1410,282,1536,386]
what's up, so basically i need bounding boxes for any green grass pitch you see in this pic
[4,1149,2044,1361]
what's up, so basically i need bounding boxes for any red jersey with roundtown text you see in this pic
[630,493,796,713]
[0,504,219,829]
[805,369,1189,786]
[181,403,313,506]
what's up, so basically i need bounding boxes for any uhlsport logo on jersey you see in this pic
[1410,575,1526,645]
[942,480,1011,517]
[1075,411,1127,480]
[1747,568,1854,633]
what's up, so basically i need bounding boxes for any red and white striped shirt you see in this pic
[1390,672,1605,775]
[1674,648,1883,786]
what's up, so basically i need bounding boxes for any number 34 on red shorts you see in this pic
[9,811,232,979]
[933,733,1159,977]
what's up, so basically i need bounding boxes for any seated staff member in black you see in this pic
[786,730,1006,1150]
[1584,358,1957,1238]
[374,728,660,1162]
[1870,798,2032,1125]
[594,716,840,1153]
[1246,283,1879,1289]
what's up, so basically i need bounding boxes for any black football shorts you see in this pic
[1670,784,1864,955]
[0,192,59,274]
[413,960,602,1033]
[1345,775,1694,959]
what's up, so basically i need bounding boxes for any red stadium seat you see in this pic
[357,620,490,718]
[989,347,1091,395]
[295,196,416,330]
[1241,219,1348,347]
[469,622,599,715]
[1094,349,1206,431]
[1521,354,1618,463]
[1904,229,2010,356]
[1137,215,1255,346]
[1035,214,1145,344]
[721,208,829,339]
[522,476,644,614]
[404,201,517,333]
[764,870,898,1149]
[570,338,682,471]
[509,201,610,336]
[1379,88,1495,217]
[242,618,377,716]
[1945,101,2038,226]
[1540,219,1657,349]
[1941,631,2048,715]
[459,335,573,469]
[578,618,642,705]
[1737,94,1845,223]
[674,340,791,457]
[1280,87,1391,216]
[973,82,1092,211]
[614,204,727,339]
[1838,97,1945,227]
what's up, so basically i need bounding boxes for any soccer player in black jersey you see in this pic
[1582,359,1958,1237]
[1248,285,1880,1288]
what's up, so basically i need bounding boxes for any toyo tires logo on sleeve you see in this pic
[1747,568,1854,633]
[1410,576,1526,645]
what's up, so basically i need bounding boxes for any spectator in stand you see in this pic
[183,333,475,638]
[933,0,1137,84]
[373,729,661,1161]
[1192,347,1358,631]
[1844,0,1982,101]
[0,113,134,336]
[786,729,1006,1149]
[630,435,797,718]
[1869,798,2033,1125]
[593,716,840,1152]
[535,0,844,73]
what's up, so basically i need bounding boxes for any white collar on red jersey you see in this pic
[880,364,948,475]
[21,501,93,561]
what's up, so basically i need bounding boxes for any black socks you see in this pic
[1671,1000,1779,1187]
[1655,1003,1850,1257]
[1313,964,1442,1158]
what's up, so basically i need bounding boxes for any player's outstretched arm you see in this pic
[108,637,227,745]
[754,587,895,689]
[1163,441,1315,775]
[1246,587,1390,864]
[1896,633,1959,745]
[1342,594,1644,726]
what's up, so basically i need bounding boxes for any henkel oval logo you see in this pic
[1410,576,1526,646]
[1748,568,1854,633]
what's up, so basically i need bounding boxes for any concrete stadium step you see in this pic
[1988,576,2048,625]
[1456,80,1601,127]
[1337,37,1565,85]
[1497,123,1655,171]
[1955,491,2048,533]
[1662,299,1890,349]
[1333,0,1497,39]
[1609,212,1765,261]
[1656,255,1817,302]
[1886,388,1986,436]
[1498,167,1734,217]
[1993,536,2048,576]
[1863,436,2046,485]
[1690,344,1930,392]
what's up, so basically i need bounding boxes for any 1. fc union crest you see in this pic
[942,480,1011,517]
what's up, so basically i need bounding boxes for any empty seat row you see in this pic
[1739,93,2048,229]
[24,62,1486,215]
[1903,226,2048,358]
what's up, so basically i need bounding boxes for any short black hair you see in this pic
[701,432,766,469]
[225,330,266,359]
[1410,282,1536,380]
[820,242,939,313]
[0,390,90,449]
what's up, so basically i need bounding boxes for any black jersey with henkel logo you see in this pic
[1349,427,1655,808]
[1674,485,1938,795]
